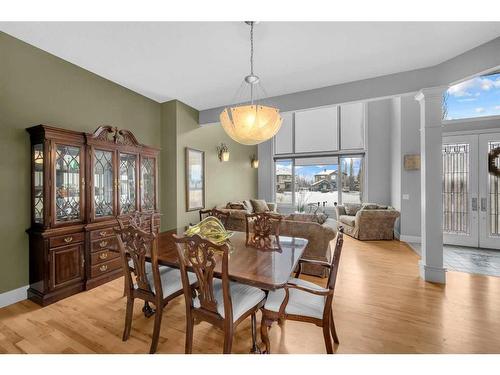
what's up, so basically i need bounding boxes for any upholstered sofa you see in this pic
[335,203,400,240]
[216,200,337,277]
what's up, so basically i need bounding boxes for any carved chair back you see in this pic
[245,212,282,250]
[174,234,233,321]
[199,208,230,226]
[118,211,156,233]
[115,225,162,299]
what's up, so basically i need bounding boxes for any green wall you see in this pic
[159,100,258,230]
[0,32,258,294]
[0,32,160,293]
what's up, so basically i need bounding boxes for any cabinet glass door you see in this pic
[141,156,156,211]
[119,153,137,214]
[55,144,82,222]
[93,149,114,218]
[33,143,44,224]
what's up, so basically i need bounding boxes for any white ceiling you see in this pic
[1,22,499,110]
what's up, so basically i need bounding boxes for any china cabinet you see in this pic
[26,125,160,306]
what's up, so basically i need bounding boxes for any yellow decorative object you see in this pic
[184,216,233,245]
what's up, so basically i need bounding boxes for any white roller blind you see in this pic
[274,112,293,154]
[340,103,364,150]
[295,106,338,153]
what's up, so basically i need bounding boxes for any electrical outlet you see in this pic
[402,194,410,200]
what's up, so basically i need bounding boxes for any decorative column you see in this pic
[415,86,447,284]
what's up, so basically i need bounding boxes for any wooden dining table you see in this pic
[153,228,308,352]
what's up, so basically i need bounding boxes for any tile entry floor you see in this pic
[409,243,500,277]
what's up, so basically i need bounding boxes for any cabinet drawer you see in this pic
[90,257,122,278]
[90,227,116,240]
[91,249,120,265]
[91,237,117,252]
[49,232,84,248]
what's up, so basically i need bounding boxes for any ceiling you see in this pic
[1,22,499,110]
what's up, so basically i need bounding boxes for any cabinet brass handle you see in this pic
[99,241,108,248]
[99,231,107,237]
[64,236,73,243]
[99,252,108,260]
[99,265,108,272]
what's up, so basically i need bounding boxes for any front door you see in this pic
[479,133,500,249]
[442,133,500,250]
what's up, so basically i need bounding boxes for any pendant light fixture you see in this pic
[220,22,282,145]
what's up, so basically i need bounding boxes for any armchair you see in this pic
[335,203,400,240]
[260,228,344,354]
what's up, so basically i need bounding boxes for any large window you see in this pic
[445,72,500,121]
[273,103,365,215]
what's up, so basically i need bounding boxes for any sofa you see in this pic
[335,203,400,240]
[216,200,337,277]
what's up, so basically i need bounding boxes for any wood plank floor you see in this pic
[1,237,500,354]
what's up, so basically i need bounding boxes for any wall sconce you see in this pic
[250,155,259,168]
[217,143,230,162]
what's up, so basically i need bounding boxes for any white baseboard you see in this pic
[419,261,446,284]
[400,235,421,243]
[0,285,28,309]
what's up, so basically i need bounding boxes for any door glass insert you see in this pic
[141,157,155,211]
[442,143,470,234]
[94,149,114,218]
[33,143,44,224]
[55,145,81,222]
[120,153,136,214]
[488,141,500,237]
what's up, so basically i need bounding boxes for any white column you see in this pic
[415,86,447,284]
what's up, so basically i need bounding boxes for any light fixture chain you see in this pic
[250,22,254,76]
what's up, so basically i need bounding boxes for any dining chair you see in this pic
[199,208,230,226]
[245,212,282,251]
[173,234,266,354]
[118,212,157,314]
[260,228,344,354]
[115,225,197,354]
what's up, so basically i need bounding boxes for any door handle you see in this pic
[480,198,487,212]
[471,197,478,212]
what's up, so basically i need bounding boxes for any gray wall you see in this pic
[365,99,392,205]
[200,37,500,125]
[400,95,422,239]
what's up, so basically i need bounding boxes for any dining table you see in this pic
[152,228,309,353]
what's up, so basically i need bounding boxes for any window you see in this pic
[275,112,293,154]
[275,159,293,205]
[273,102,365,214]
[445,72,500,121]
[295,106,339,152]
[275,156,363,215]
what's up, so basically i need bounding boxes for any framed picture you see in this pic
[185,147,205,211]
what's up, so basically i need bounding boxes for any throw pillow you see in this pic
[344,203,362,216]
[226,202,246,210]
[362,203,379,210]
[250,199,270,213]
[243,200,253,212]
[315,212,329,224]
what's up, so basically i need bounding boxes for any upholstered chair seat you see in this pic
[146,267,197,299]
[193,279,266,322]
[264,278,327,319]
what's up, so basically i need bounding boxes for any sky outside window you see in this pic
[446,72,500,120]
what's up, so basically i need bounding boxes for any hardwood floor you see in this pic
[1,237,500,354]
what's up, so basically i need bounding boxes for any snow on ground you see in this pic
[276,191,361,214]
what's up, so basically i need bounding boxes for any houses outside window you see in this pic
[273,103,365,214]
